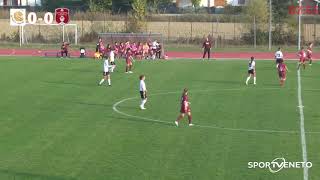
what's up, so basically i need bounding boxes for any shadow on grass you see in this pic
[0,169,76,180]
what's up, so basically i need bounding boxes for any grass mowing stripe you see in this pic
[297,69,309,180]
[113,88,320,134]
[0,57,313,180]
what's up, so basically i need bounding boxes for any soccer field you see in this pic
[0,57,319,180]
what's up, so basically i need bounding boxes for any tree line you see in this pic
[41,0,310,45]
[41,0,176,13]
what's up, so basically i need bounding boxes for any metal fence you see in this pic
[1,10,320,48]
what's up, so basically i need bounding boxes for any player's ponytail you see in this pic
[183,88,188,96]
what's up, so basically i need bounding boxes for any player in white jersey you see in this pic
[98,54,111,86]
[109,48,116,72]
[151,40,158,60]
[139,75,147,110]
[275,47,283,68]
[245,57,256,85]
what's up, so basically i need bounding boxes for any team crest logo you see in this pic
[55,8,70,24]
[10,9,26,26]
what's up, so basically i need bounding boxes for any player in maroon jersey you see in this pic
[131,42,138,57]
[113,42,119,58]
[175,88,194,127]
[306,42,313,66]
[136,42,143,60]
[60,41,69,58]
[148,40,153,59]
[125,48,133,73]
[125,41,131,51]
[202,37,212,60]
[119,42,125,58]
[278,61,289,86]
[99,40,105,54]
[297,47,307,70]
[105,44,111,54]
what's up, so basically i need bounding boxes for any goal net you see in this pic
[21,23,78,47]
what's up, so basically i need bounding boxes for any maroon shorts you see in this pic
[279,71,286,80]
[180,107,191,114]
[307,54,312,60]
[300,58,306,63]
[126,59,132,65]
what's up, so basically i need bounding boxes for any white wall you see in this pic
[176,0,215,7]
[227,0,248,6]
[21,0,41,6]
[200,0,215,7]
[4,0,42,6]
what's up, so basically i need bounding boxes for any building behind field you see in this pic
[0,0,41,6]
[174,0,226,8]
[226,0,248,6]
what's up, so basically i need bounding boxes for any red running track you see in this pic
[0,48,317,60]
[167,51,318,60]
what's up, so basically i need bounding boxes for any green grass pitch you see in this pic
[0,57,319,180]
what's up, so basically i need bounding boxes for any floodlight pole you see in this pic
[268,0,272,51]
[298,0,302,50]
[254,16,256,48]
[75,25,78,45]
[19,26,22,47]
[62,24,65,42]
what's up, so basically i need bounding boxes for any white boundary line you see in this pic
[112,88,320,134]
[297,69,309,180]
[170,57,301,61]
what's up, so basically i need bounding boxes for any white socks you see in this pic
[246,77,251,84]
[99,79,105,85]
[246,77,256,85]
[140,99,147,108]
[99,78,111,86]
